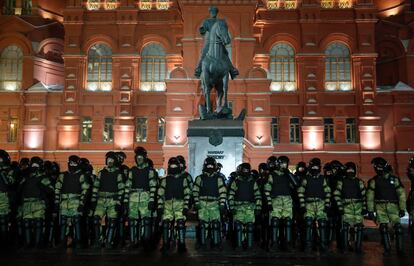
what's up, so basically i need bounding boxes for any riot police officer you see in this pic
[0,150,15,248]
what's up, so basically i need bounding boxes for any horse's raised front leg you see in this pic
[222,73,229,109]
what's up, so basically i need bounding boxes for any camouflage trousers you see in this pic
[233,202,256,224]
[0,192,9,216]
[163,199,185,221]
[128,190,151,219]
[197,200,220,222]
[304,199,327,220]
[270,196,293,219]
[22,198,46,219]
[342,200,363,225]
[59,193,82,217]
[375,202,400,224]
[94,193,119,219]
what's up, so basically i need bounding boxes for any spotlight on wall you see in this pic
[256,135,263,146]
[174,135,181,145]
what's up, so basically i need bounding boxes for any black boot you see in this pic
[34,219,44,248]
[246,223,254,249]
[129,219,138,247]
[105,218,117,249]
[285,218,293,251]
[0,215,8,249]
[161,220,171,255]
[355,224,363,254]
[341,222,350,253]
[270,218,279,250]
[234,221,243,250]
[92,216,101,248]
[23,219,32,248]
[394,223,405,256]
[118,216,125,248]
[177,219,187,253]
[379,223,391,256]
[59,216,68,247]
[304,217,313,253]
[142,218,152,243]
[318,219,328,253]
[212,220,222,249]
[73,216,82,249]
[198,221,207,248]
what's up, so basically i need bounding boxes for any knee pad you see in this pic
[143,218,151,226]
[305,217,313,227]
[379,223,388,233]
[394,223,403,235]
[318,219,327,228]
[271,218,279,228]
[177,219,186,229]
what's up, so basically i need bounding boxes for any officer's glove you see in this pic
[219,205,227,217]
[77,205,85,214]
[90,201,97,212]
[157,208,164,217]
[361,209,368,216]
[148,201,156,211]
[368,211,376,221]
[182,208,189,217]
[267,204,274,212]
[115,203,122,214]
[53,201,60,214]
[399,210,406,218]
[254,208,261,216]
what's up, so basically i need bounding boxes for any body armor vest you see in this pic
[165,175,185,200]
[375,175,399,202]
[234,178,255,202]
[130,166,150,191]
[271,173,291,197]
[22,175,43,198]
[99,169,119,193]
[61,171,82,194]
[342,178,362,199]
[199,174,219,197]
[305,175,325,199]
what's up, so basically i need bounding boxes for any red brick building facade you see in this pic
[1,0,414,182]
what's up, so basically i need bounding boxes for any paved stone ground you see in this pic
[0,228,413,266]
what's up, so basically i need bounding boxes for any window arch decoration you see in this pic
[269,43,296,92]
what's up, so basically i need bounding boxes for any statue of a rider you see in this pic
[194,6,239,80]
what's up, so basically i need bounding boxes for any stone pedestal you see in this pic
[187,119,245,178]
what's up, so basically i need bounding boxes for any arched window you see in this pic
[325,42,352,91]
[140,43,166,91]
[104,0,118,10]
[87,43,112,91]
[266,0,297,9]
[269,43,296,92]
[0,45,23,91]
[86,0,100,10]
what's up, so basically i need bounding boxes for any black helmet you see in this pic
[203,157,217,173]
[408,156,414,168]
[345,162,357,172]
[267,156,278,171]
[371,157,389,175]
[147,158,154,169]
[69,155,80,164]
[251,169,259,180]
[19,157,30,169]
[309,158,321,175]
[217,163,223,169]
[176,155,186,170]
[105,151,119,166]
[134,147,147,158]
[309,158,321,167]
[167,157,181,175]
[345,162,357,178]
[258,163,268,173]
[239,163,251,176]
[278,156,289,165]
[117,151,127,162]
[323,162,333,175]
[30,156,44,170]
[0,150,11,165]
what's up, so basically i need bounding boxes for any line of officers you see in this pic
[0,148,414,256]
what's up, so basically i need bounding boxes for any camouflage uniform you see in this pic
[55,166,89,246]
[264,168,297,250]
[406,157,414,248]
[0,150,15,246]
[19,159,53,247]
[333,162,366,253]
[367,158,406,255]
[228,164,262,249]
[193,168,227,247]
[91,157,124,248]
[124,161,157,245]
[158,157,191,253]
[297,158,331,252]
